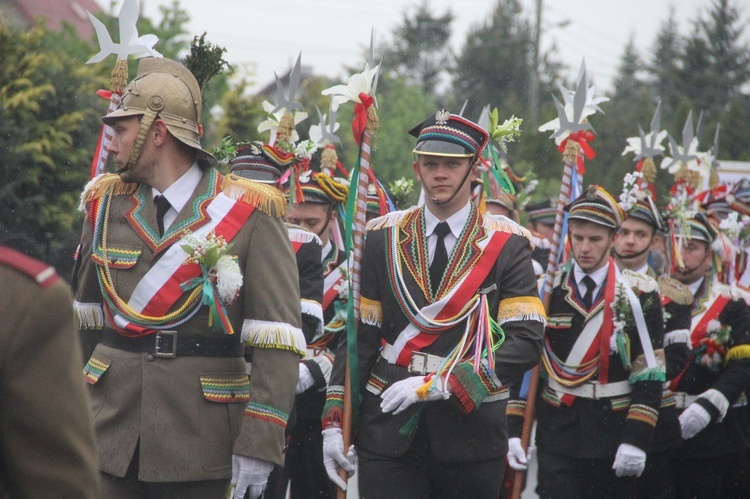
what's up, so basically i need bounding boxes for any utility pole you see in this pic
[529,0,543,128]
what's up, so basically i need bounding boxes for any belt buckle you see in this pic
[408,352,428,375]
[154,330,178,358]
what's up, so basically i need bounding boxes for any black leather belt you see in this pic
[101,329,243,358]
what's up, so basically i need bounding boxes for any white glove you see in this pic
[322,428,356,491]
[507,437,532,471]
[612,443,647,477]
[296,363,315,394]
[380,375,450,415]
[230,455,273,499]
[679,402,711,439]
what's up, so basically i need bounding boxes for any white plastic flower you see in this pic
[257,100,308,142]
[309,119,340,146]
[215,255,242,304]
[706,319,722,334]
[621,130,668,157]
[720,212,741,240]
[295,139,317,160]
[322,63,380,111]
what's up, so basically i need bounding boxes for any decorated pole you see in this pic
[85,0,160,179]
[322,41,381,496]
[512,62,607,498]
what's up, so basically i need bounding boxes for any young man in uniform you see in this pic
[73,57,303,499]
[612,197,691,498]
[669,213,750,498]
[284,167,350,498]
[508,186,665,498]
[524,199,555,272]
[322,110,545,498]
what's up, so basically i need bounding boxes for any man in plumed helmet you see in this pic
[322,109,545,497]
[73,57,302,498]
[507,186,666,498]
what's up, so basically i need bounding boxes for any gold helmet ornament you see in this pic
[102,57,213,170]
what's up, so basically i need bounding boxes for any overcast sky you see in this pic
[127,0,735,94]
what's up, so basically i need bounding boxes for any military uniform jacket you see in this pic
[514,265,665,458]
[73,170,303,481]
[287,223,324,344]
[298,244,346,421]
[338,206,545,462]
[649,276,693,453]
[0,248,99,498]
[672,278,750,459]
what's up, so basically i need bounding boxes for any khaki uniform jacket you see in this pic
[0,247,98,497]
[73,169,302,481]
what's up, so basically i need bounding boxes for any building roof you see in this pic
[5,0,102,39]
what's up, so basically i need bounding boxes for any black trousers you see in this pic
[357,422,504,499]
[636,450,676,499]
[672,452,744,499]
[536,450,636,499]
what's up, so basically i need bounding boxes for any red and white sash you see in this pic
[322,258,349,311]
[112,193,255,332]
[383,230,511,367]
[690,284,730,349]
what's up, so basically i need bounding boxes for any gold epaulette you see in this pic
[79,173,138,210]
[657,275,693,305]
[622,269,659,293]
[221,174,286,218]
[482,214,534,249]
[366,206,419,231]
[285,223,322,246]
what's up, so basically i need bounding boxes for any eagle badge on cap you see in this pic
[435,109,450,125]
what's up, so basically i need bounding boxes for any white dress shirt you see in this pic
[424,202,472,264]
[572,260,610,302]
[152,163,202,232]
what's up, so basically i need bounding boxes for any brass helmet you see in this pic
[103,57,213,168]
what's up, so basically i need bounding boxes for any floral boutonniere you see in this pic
[696,319,731,372]
[181,231,242,334]
[610,283,633,369]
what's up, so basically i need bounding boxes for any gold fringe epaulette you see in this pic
[657,275,694,305]
[621,269,659,293]
[79,173,138,211]
[286,223,322,245]
[726,345,750,363]
[221,174,286,218]
[482,214,534,249]
[366,206,419,231]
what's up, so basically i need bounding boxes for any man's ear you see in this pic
[152,119,169,147]
[412,160,422,183]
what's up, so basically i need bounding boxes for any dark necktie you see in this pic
[581,275,596,309]
[430,221,451,292]
[155,195,171,236]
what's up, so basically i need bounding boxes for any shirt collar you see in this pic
[424,201,472,238]
[321,241,332,264]
[687,277,704,296]
[153,163,202,214]
[573,260,609,289]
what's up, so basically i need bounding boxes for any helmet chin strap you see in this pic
[119,109,159,175]
[613,245,650,261]
[425,155,478,207]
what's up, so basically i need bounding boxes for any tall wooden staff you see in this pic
[512,63,606,498]
[322,42,381,497]
[84,0,160,179]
